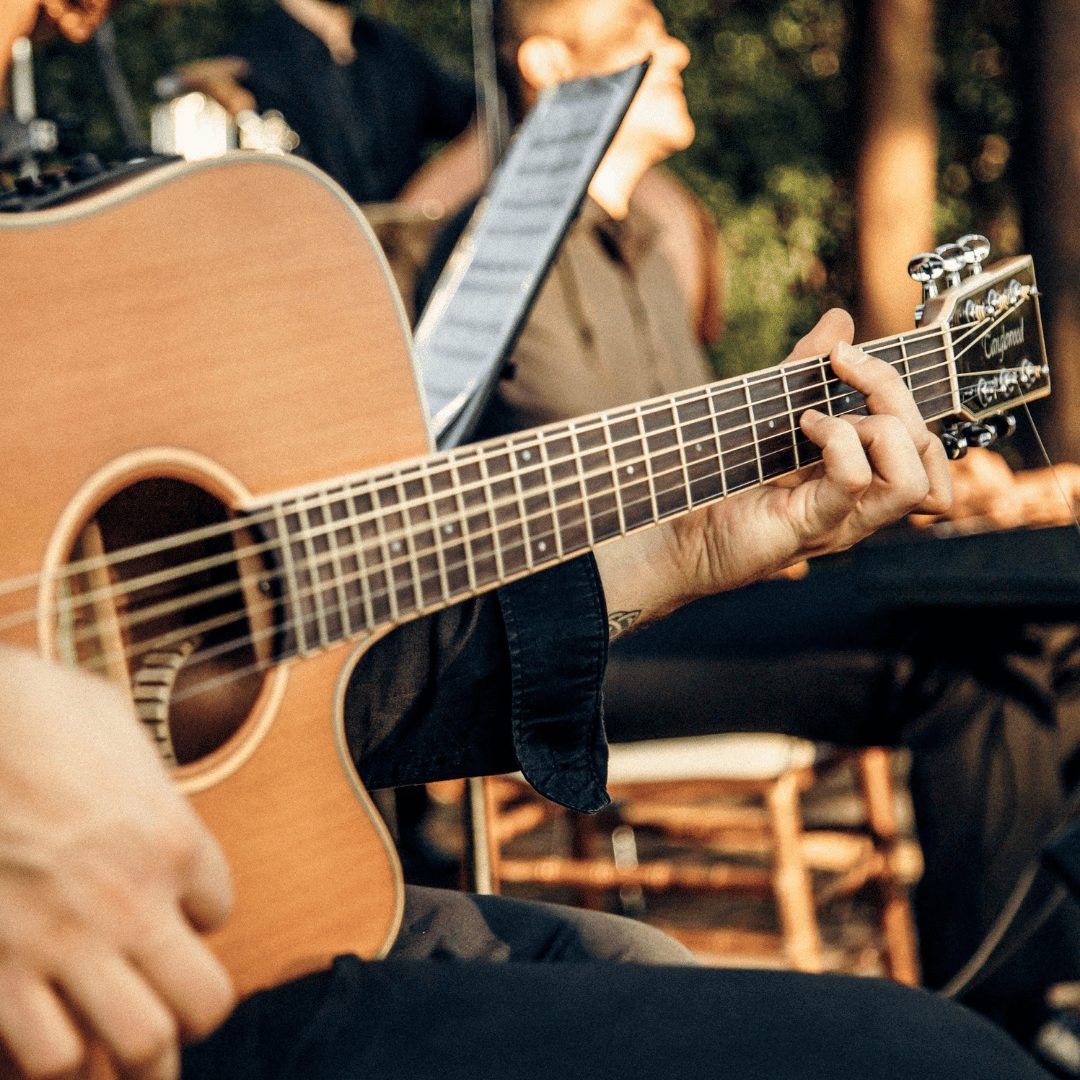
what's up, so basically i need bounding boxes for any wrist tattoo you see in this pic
[608,609,641,641]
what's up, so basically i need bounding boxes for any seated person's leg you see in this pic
[389,884,697,964]
[184,958,1056,1080]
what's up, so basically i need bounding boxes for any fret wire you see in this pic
[450,456,479,592]
[743,377,766,485]
[420,460,453,603]
[395,473,426,611]
[632,405,662,521]
[46,326,971,634]
[705,387,730,500]
[477,448,508,583]
[510,440,537,571]
[817,354,834,416]
[273,502,310,656]
[369,486,402,623]
[779,366,800,469]
[672,397,695,509]
[899,333,913,392]
[537,433,565,560]
[295,500,333,648]
[322,494,355,641]
[347,484,377,631]
[569,422,598,549]
[601,415,628,535]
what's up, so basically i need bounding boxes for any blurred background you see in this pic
[20,0,1077,460]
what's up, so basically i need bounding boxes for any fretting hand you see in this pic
[596,309,952,633]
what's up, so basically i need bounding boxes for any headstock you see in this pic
[909,236,1050,459]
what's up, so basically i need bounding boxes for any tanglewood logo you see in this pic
[983,317,1025,359]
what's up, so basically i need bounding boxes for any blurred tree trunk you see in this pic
[853,0,937,341]
[1020,0,1080,464]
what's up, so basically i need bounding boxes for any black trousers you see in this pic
[602,550,1080,1040]
[184,887,1053,1079]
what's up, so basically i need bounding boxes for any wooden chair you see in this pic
[481,734,921,984]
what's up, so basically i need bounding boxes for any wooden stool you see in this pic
[482,734,920,984]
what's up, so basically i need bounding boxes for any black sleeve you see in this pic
[344,554,611,813]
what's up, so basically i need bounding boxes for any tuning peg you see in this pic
[909,252,945,325]
[909,252,944,295]
[909,252,945,324]
[957,233,991,275]
[941,428,968,460]
[935,243,967,289]
[960,422,996,450]
[986,413,1018,441]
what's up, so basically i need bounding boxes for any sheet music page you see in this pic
[413,62,647,444]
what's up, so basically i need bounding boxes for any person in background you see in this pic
[173,0,474,206]
[413,0,1080,1046]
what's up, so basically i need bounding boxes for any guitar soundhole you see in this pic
[58,478,277,766]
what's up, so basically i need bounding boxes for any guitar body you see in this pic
[0,151,1052,1018]
[0,154,421,993]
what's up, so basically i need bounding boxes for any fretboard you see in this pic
[260,326,951,655]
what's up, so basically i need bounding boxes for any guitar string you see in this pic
[47,306,1006,626]
[0,311,1025,655]
[1021,400,1080,536]
[27,319,1022,681]
[0,300,1022,628]
[36,397,1027,695]
[0,316,972,602]
[0,340,969,646]
[0,360,1017,672]
[5,299,1018,651]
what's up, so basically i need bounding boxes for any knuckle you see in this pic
[183,974,235,1040]
[845,462,873,495]
[152,814,203,881]
[15,1044,85,1080]
[114,1012,177,1073]
[872,413,907,439]
[900,472,932,506]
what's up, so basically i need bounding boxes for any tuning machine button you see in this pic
[909,252,945,324]
[909,252,945,295]
[986,413,1018,441]
[941,429,968,460]
[935,243,967,289]
[957,233,991,275]
[961,422,996,450]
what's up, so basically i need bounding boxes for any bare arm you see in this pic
[0,647,235,1080]
[596,309,952,639]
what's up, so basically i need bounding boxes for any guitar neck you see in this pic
[260,325,952,654]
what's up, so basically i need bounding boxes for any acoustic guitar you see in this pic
[0,153,1050,999]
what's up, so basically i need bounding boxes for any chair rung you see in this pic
[497,856,774,894]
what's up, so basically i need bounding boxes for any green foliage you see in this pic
[27,0,1024,376]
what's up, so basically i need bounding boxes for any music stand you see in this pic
[413,61,648,449]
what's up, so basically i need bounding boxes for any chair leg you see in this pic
[766,772,824,972]
[856,748,920,985]
[474,776,502,895]
[570,811,607,910]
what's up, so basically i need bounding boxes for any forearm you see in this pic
[595,327,953,644]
